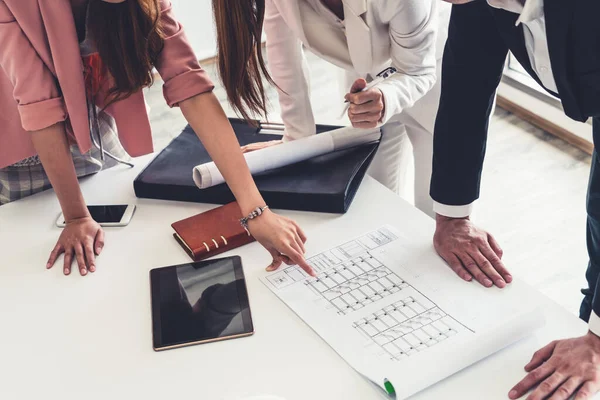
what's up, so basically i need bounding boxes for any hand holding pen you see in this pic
[341,67,397,129]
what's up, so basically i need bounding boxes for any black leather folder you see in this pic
[133,118,379,213]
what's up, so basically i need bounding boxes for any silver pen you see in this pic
[259,121,285,134]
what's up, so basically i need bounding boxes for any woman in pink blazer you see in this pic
[0,0,314,277]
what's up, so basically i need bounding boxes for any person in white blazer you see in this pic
[212,0,451,217]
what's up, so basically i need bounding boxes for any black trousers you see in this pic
[580,118,600,322]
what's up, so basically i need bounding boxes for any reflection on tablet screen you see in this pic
[151,257,252,349]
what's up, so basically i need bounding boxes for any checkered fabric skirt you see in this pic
[0,112,131,205]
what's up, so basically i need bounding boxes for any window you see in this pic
[498,53,593,150]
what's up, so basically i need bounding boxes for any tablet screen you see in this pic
[150,256,253,351]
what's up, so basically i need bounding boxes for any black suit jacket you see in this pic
[430,0,600,207]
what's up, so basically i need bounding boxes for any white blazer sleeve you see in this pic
[265,0,316,141]
[377,0,438,125]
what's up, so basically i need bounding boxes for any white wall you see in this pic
[169,0,218,61]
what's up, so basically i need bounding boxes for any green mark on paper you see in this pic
[384,380,395,395]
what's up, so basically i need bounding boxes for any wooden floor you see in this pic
[146,51,593,318]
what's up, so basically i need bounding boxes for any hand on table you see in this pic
[345,78,385,129]
[241,140,283,154]
[247,209,315,277]
[434,214,512,288]
[509,332,600,400]
[47,216,104,276]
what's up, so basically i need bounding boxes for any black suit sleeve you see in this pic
[430,1,509,207]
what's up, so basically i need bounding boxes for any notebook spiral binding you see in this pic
[174,229,250,259]
[201,235,233,253]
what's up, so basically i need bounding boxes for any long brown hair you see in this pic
[88,0,165,106]
[213,0,274,122]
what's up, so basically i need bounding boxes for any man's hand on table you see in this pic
[434,214,512,288]
[509,332,600,400]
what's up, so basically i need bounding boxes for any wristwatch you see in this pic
[240,205,269,234]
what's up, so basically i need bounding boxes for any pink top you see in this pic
[0,0,214,169]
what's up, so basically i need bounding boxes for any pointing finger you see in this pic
[286,247,315,277]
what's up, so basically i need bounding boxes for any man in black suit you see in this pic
[432,0,600,398]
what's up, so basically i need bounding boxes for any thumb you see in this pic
[349,78,367,94]
[266,248,283,272]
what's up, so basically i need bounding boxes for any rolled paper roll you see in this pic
[193,126,381,189]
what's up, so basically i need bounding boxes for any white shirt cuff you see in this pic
[433,201,476,218]
[589,311,600,337]
[377,82,399,126]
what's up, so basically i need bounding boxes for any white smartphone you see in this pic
[56,204,136,228]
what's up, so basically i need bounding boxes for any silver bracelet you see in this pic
[240,205,269,235]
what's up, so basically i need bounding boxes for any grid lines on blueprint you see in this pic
[265,227,472,362]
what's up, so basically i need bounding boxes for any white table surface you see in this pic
[0,154,590,400]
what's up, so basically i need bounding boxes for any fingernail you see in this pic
[46,263,51,269]
[509,390,517,399]
[89,265,96,273]
[266,265,275,272]
[496,279,506,288]
[506,274,513,282]
[484,279,493,287]
[64,268,70,275]
[81,269,87,276]
[96,247,102,254]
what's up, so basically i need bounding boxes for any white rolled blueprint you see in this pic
[192,126,381,189]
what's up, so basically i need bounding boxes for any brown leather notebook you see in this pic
[171,202,255,261]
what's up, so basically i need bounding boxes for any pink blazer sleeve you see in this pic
[0,1,67,131]
[156,0,215,107]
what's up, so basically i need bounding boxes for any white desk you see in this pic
[0,155,590,400]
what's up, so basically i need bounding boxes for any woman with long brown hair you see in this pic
[213,0,451,218]
[0,0,313,276]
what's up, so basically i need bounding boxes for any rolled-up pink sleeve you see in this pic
[0,1,67,131]
[156,0,215,107]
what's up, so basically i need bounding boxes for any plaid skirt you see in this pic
[0,112,131,205]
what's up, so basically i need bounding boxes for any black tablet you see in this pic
[150,256,254,351]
